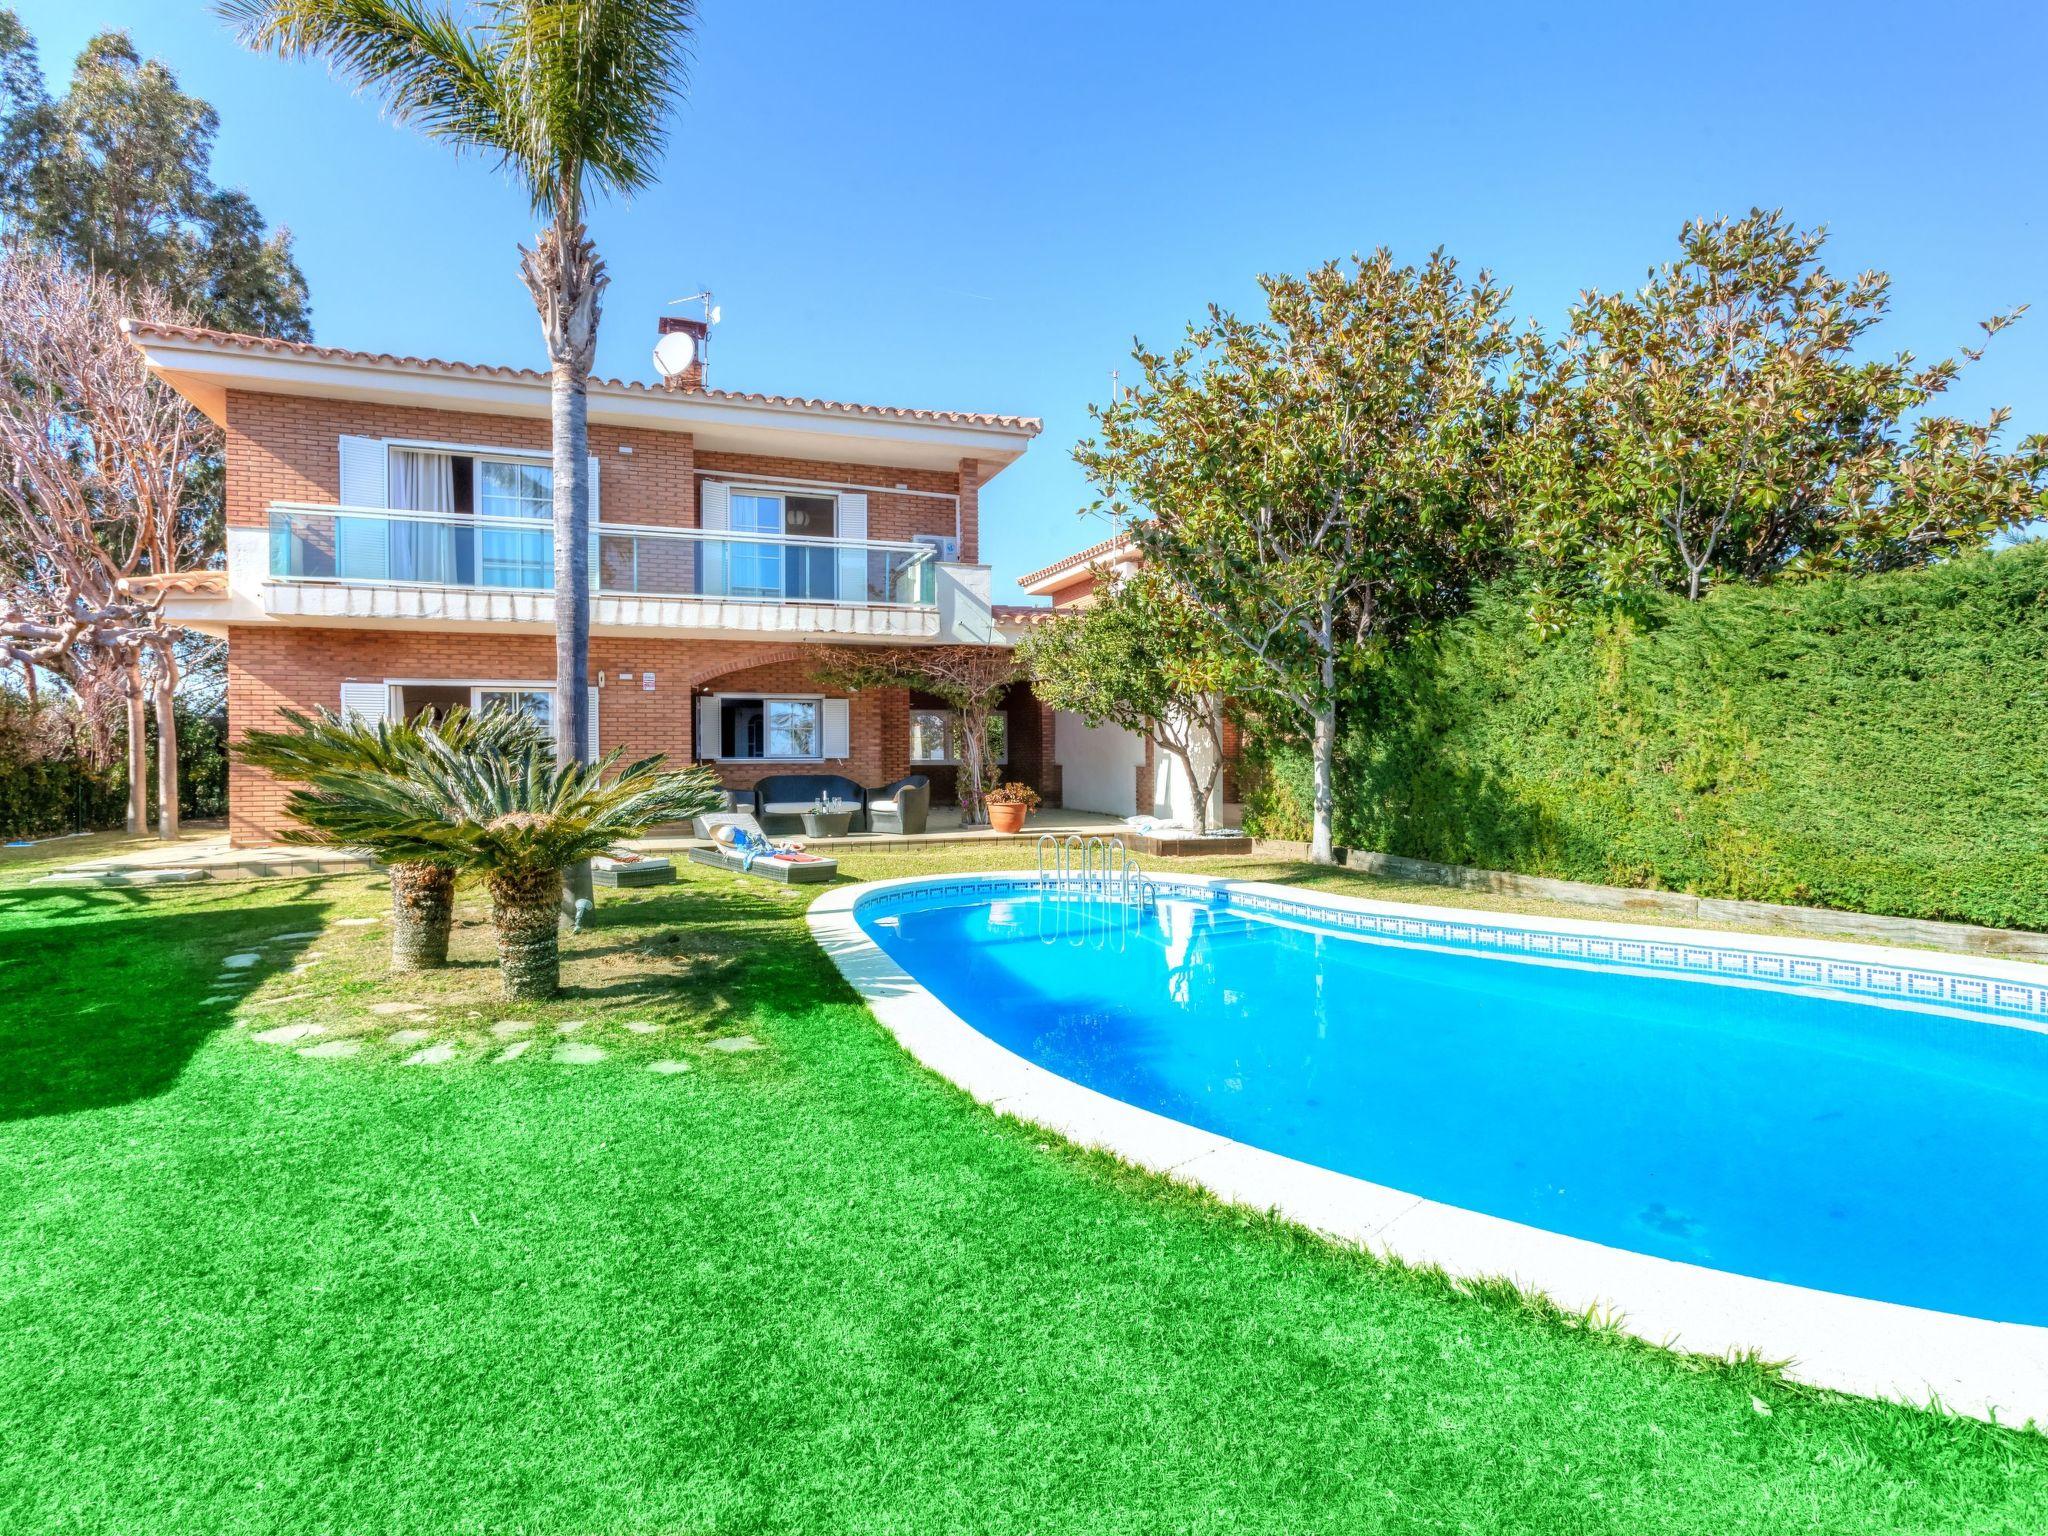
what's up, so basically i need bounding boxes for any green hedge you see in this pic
[1242,543,2048,930]
[0,700,227,841]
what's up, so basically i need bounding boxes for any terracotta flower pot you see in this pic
[988,801,1028,835]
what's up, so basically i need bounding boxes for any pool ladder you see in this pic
[1035,833,1156,911]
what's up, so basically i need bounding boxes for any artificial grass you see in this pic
[2,851,2045,1534]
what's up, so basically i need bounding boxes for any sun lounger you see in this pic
[690,813,838,885]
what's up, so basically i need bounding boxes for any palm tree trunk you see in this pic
[389,862,456,971]
[522,219,605,921]
[489,866,565,1000]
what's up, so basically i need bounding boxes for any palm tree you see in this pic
[219,0,699,910]
[237,705,550,969]
[289,737,723,998]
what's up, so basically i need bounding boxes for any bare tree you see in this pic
[0,244,213,835]
[810,645,1022,826]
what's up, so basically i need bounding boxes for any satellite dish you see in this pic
[652,330,697,378]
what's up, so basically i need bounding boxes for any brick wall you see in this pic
[225,626,949,844]
[227,392,978,546]
[225,391,700,530]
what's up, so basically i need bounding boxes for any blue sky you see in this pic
[15,0,2048,596]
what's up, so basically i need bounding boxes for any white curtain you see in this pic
[387,449,458,582]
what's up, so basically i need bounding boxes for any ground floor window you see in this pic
[721,696,820,760]
[910,708,1006,766]
[474,686,553,733]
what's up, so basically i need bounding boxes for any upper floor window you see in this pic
[480,459,552,520]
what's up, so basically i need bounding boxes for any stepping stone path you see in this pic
[623,1021,660,1035]
[370,1001,430,1017]
[489,1020,534,1038]
[267,931,322,943]
[253,1023,325,1045]
[403,1044,457,1066]
[555,1020,587,1034]
[647,1059,692,1075]
[553,1042,606,1065]
[388,1028,433,1045]
[335,917,379,927]
[705,1036,762,1053]
[493,1041,532,1063]
[221,953,262,969]
[300,1040,362,1059]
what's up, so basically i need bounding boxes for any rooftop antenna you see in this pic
[654,292,721,384]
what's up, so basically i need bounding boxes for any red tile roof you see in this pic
[123,320,1043,434]
[1016,532,1135,591]
[990,603,1056,624]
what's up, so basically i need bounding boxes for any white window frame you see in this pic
[709,692,827,763]
[909,707,1007,766]
[723,485,841,601]
[382,678,598,757]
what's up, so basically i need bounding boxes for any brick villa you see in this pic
[125,317,1060,845]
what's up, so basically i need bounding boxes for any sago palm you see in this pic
[219,0,700,910]
[290,736,723,999]
[236,705,549,969]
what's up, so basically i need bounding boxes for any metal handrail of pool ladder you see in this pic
[1036,832,1153,911]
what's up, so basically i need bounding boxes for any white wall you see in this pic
[1052,710,1146,816]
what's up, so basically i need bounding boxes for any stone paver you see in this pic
[388,1028,433,1045]
[706,1035,762,1053]
[647,1059,692,1075]
[220,953,261,969]
[489,1020,534,1038]
[267,930,322,943]
[493,1041,532,1063]
[553,1042,606,1065]
[555,1019,587,1034]
[403,1044,457,1066]
[299,1040,362,1059]
[253,1023,325,1045]
[623,1021,660,1035]
[335,917,379,927]
[371,1001,430,1016]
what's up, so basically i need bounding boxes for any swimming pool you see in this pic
[812,873,2048,1417]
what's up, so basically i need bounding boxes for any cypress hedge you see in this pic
[1241,543,2048,930]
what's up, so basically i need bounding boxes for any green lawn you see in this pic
[3,848,2044,1534]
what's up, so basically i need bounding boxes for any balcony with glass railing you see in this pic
[267,504,939,609]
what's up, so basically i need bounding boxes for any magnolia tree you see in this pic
[1514,208,2048,621]
[1017,571,1234,832]
[0,246,213,835]
[810,645,1021,826]
[1078,251,1516,863]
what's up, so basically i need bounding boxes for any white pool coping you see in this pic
[808,871,2048,1426]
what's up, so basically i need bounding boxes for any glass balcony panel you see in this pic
[269,507,935,608]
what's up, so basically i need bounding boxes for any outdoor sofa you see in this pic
[753,773,867,834]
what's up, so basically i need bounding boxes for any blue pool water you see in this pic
[859,886,2048,1325]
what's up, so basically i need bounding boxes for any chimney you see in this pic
[655,315,709,392]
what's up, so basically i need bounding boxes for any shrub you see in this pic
[1241,543,2048,930]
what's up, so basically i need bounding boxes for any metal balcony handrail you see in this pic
[266,501,938,559]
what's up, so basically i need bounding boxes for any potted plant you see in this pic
[802,792,855,839]
[984,782,1041,835]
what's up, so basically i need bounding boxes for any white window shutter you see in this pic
[835,492,868,604]
[339,681,391,725]
[586,455,600,520]
[695,695,722,760]
[587,685,601,760]
[338,436,388,508]
[697,481,730,597]
[821,698,851,760]
[699,480,729,531]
